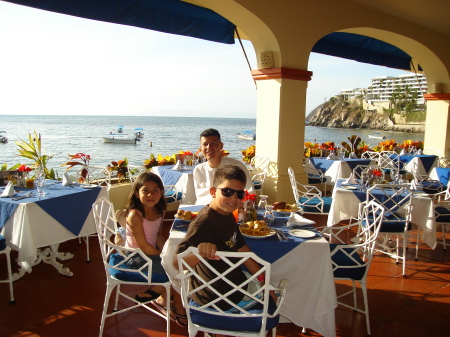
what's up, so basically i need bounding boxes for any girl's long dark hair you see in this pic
[125,172,167,218]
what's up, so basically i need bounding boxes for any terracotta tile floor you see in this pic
[1,215,450,337]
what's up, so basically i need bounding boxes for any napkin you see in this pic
[399,149,406,155]
[417,149,423,155]
[62,172,74,186]
[327,154,338,160]
[343,173,357,185]
[1,181,15,197]
[172,160,182,171]
[349,152,358,159]
[287,213,316,228]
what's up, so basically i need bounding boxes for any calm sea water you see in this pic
[0,115,423,175]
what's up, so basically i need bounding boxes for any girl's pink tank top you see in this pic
[125,210,162,249]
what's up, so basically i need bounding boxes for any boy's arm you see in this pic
[172,242,220,269]
[238,244,262,275]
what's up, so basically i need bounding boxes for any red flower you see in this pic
[243,190,256,202]
[373,169,382,177]
[18,164,32,172]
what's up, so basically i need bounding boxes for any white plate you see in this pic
[82,184,98,189]
[341,185,358,190]
[241,229,277,239]
[288,229,316,238]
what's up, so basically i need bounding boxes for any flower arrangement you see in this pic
[221,150,230,157]
[61,153,93,183]
[372,139,397,152]
[241,145,255,163]
[18,164,32,172]
[143,154,159,169]
[372,169,383,177]
[320,141,335,151]
[108,158,129,181]
[304,142,321,157]
[157,154,176,166]
[243,190,257,203]
[399,139,424,151]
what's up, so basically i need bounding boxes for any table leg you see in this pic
[13,244,74,280]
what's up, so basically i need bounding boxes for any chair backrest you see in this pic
[77,165,112,190]
[304,158,324,178]
[361,151,381,162]
[176,246,287,337]
[288,167,326,213]
[379,151,402,171]
[250,156,270,187]
[366,184,413,223]
[330,200,384,279]
[352,164,383,181]
[439,157,450,168]
[127,165,149,183]
[164,184,182,204]
[92,197,156,284]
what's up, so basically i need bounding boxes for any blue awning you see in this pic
[313,32,414,71]
[4,0,236,44]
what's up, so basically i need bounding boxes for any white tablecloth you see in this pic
[307,159,376,185]
[161,206,337,337]
[152,166,196,204]
[402,155,438,176]
[1,186,108,271]
[327,184,437,249]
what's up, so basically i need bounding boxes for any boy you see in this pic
[193,128,254,205]
[173,165,263,310]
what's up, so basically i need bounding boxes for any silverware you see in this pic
[12,192,33,201]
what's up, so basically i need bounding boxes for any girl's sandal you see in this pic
[135,288,161,303]
[170,308,188,327]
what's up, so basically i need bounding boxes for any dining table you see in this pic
[429,167,450,186]
[308,157,375,186]
[0,181,108,278]
[395,154,438,176]
[327,179,437,249]
[161,205,338,337]
[152,165,196,204]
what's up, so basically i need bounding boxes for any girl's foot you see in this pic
[135,288,161,302]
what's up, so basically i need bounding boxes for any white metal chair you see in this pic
[328,200,384,337]
[361,151,381,162]
[412,172,445,194]
[127,164,149,183]
[249,156,270,195]
[77,165,112,190]
[439,157,450,168]
[378,151,406,176]
[92,197,171,337]
[0,235,14,304]
[304,158,327,194]
[366,184,413,275]
[288,167,332,214]
[176,246,288,337]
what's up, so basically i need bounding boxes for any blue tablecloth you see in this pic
[171,206,321,264]
[310,158,372,174]
[0,182,102,235]
[395,155,437,173]
[157,165,195,186]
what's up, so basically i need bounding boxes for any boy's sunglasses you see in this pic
[216,187,245,199]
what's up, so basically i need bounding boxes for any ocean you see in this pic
[0,115,424,176]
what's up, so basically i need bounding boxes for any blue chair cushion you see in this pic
[165,190,183,203]
[108,252,169,283]
[189,297,279,332]
[308,174,327,184]
[421,181,445,194]
[299,197,332,213]
[0,234,6,251]
[252,181,262,190]
[330,244,366,281]
[435,206,450,223]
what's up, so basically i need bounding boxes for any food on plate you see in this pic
[272,201,286,210]
[240,220,271,236]
[272,202,300,212]
[176,210,198,221]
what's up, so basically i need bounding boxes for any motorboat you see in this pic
[0,131,8,143]
[134,128,144,138]
[102,134,139,144]
[368,133,386,140]
[238,131,256,140]
[117,125,124,133]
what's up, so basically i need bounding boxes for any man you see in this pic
[193,128,254,205]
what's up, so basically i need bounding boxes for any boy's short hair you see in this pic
[200,128,221,141]
[213,165,247,187]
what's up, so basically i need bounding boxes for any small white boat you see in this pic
[102,134,139,144]
[238,131,256,140]
[368,133,386,140]
[134,128,144,138]
[0,131,8,143]
[117,125,124,133]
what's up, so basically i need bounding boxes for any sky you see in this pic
[0,1,411,118]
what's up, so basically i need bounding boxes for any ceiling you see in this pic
[347,0,450,36]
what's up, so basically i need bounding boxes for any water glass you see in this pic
[257,195,268,214]
[263,205,275,225]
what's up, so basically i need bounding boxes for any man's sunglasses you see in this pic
[216,187,245,199]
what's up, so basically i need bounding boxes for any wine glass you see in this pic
[257,195,268,214]
[35,166,46,196]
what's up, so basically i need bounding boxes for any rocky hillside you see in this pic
[307,98,424,133]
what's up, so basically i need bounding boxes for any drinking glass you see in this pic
[390,169,399,184]
[263,205,275,225]
[35,167,46,196]
[257,195,268,214]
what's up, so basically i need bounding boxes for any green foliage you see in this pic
[405,110,426,123]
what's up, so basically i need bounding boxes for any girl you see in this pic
[125,172,187,326]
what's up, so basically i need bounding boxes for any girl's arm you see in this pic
[155,217,166,251]
[127,211,160,256]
